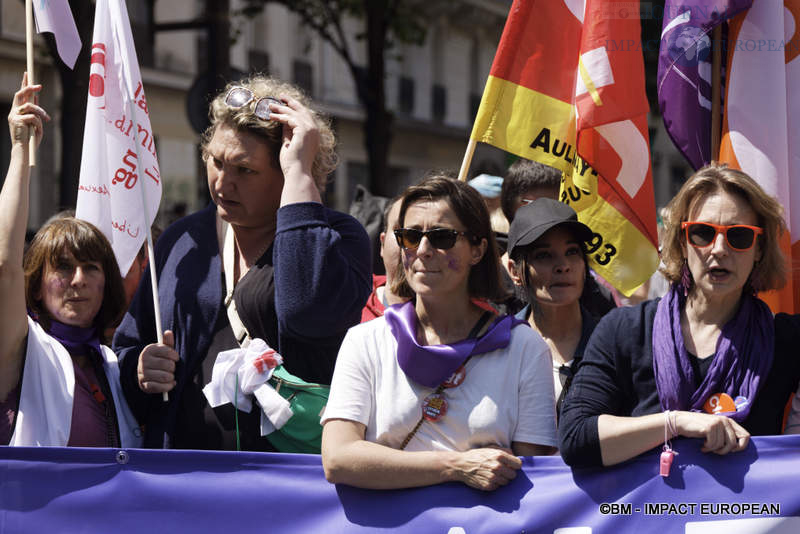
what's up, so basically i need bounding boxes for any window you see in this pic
[398,76,415,114]
[432,84,447,122]
[469,92,482,121]
[293,60,314,95]
[248,50,270,74]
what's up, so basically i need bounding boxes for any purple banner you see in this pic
[657,0,752,169]
[2,436,800,533]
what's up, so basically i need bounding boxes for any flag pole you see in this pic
[24,0,37,167]
[118,58,167,403]
[458,138,477,182]
[710,25,723,162]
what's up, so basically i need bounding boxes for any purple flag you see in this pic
[657,0,752,170]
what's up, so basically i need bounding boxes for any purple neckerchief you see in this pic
[42,318,104,361]
[384,301,526,388]
[652,283,774,422]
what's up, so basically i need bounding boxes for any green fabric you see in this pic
[268,366,330,454]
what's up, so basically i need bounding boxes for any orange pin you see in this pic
[703,392,736,414]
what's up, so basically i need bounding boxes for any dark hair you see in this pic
[509,224,589,306]
[501,159,562,222]
[661,163,786,292]
[201,74,337,192]
[390,172,507,301]
[24,218,126,340]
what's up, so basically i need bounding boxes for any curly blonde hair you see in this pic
[661,163,787,292]
[201,75,338,191]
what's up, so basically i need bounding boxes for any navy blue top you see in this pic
[113,202,371,448]
[515,304,597,420]
[558,299,800,468]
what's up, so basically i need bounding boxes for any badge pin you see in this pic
[703,392,736,414]
[443,365,466,388]
[422,394,448,421]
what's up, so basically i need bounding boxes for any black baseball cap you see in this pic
[507,198,592,258]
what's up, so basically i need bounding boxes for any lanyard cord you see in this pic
[398,311,493,451]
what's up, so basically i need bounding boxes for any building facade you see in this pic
[0,0,688,232]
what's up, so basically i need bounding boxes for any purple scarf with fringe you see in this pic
[384,301,526,388]
[652,284,774,422]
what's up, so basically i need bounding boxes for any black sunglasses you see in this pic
[394,228,470,250]
[224,86,282,121]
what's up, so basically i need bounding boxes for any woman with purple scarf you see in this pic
[0,76,140,447]
[321,175,557,490]
[559,164,800,468]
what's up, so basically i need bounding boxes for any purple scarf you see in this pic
[652,284,774,422]
[384,301,526,387]
[44,318,103,360]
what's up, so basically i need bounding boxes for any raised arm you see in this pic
[0,75,49,401]
[269,95,323,206]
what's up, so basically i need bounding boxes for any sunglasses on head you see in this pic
[681,221,763,251]
[224,86,282,121]
[394,228,470,250]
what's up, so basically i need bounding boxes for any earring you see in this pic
[681,260,693,297]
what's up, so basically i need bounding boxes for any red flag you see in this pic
[471,0,658,295]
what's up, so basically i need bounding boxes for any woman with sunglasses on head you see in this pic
[559,164,800,468]
[506,198,598,422]
[1,75,141,447]
[113,75,371,450]
[321,175,557,491]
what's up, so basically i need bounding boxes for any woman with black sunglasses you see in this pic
[321,175,557,491]
[559,164,800,469]
[506,198,598,423]
[113,75,371,451]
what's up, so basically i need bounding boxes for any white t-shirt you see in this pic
[322,317,557,452]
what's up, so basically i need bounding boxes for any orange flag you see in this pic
[471,0,658,296]
[719,1,800,313]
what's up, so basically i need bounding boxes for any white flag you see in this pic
[76,0,162,276]
[32,0,81,69]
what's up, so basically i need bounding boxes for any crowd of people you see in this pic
[4,72,800,493]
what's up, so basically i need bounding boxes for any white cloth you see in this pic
[10,317,142,447]
[322,317,557,451]
[202,338,293,436]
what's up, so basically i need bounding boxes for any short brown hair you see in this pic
[24,218,126,339]
[201,74,337,191]
[661,163,787,292]
[390,173,507,301]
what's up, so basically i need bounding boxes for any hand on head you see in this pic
[9,72,50,148]
[266,95,320,180]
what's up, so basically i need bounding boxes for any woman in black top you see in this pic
[559,164,800,468]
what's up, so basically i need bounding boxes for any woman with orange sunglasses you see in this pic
[559,164,800,468]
